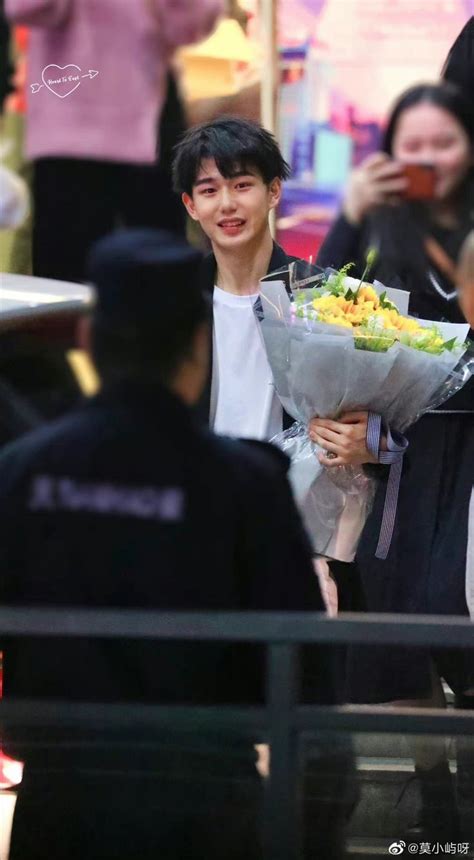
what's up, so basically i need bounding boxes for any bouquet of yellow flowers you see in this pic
[255,260,473,562]
[295,266,458,356]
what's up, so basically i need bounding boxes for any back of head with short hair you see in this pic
[172,116,291,196]
[86,229,209,385]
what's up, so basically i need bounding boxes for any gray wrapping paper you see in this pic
[257,273,473,561]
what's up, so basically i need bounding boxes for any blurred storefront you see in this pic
[274,0,474,258]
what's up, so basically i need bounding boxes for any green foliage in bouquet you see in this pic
[399,327,460,356]
[305,259,466,356]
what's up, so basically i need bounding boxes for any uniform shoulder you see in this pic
[0,408,94,483]
[206,433,290,479]
[237,438,290,475]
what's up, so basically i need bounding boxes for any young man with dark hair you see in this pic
[173,117,376,466]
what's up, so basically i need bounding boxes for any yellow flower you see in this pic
[312,286,434,343]
[373,308,419,334]
[321,314,352,328]
[313,296,340,311]
[357,285,379,306]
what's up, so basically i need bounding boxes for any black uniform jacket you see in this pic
[0,381,331,759]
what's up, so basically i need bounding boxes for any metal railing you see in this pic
[1,607,473,860]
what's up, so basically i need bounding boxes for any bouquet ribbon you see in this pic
[366,412,409,560]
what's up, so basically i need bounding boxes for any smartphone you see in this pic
[400,163,436,201]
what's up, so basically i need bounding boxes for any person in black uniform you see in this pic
[0,229,344,860]
[317,82,474,837]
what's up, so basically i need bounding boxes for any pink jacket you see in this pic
[5,0,224,164]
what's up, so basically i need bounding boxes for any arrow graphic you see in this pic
[31,67,99,95]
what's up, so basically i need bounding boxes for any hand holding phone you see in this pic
[343,153,408,224]
[343,155,436,225]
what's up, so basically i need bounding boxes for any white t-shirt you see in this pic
[210,286,283,440]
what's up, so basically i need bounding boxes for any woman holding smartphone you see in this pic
[316,81,474,838]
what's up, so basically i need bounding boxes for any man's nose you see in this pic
[219,187,237,211]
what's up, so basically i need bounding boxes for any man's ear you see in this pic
[182,192,199,222]
[173,321,210,406]
[268,177,282,212]
[68,314,100,396]
[76,314,93,355]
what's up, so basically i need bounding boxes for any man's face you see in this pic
[182,158,282,252]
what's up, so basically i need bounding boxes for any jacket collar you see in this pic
[88,379,197,431]
[197,242,296,426]
[199,241,293,296]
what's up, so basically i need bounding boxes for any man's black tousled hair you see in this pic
[172,116,291,195]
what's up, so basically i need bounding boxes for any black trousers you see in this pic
[9,749,352,860]
[33,157,186,283]
[9,760,262,860]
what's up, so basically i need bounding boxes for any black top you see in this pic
[0,380,330,756]
[197,242,299,429]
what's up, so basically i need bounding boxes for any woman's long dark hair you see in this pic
[367,82,474,294]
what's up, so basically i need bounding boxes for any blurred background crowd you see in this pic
[2,1,473,271]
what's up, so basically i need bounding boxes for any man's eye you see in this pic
[201,187,215,195]
[237,182,252,189]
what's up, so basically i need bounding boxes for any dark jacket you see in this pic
[0,381,329,729]
[198,242,299,429]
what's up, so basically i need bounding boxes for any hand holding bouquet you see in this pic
[256,259,473,561]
